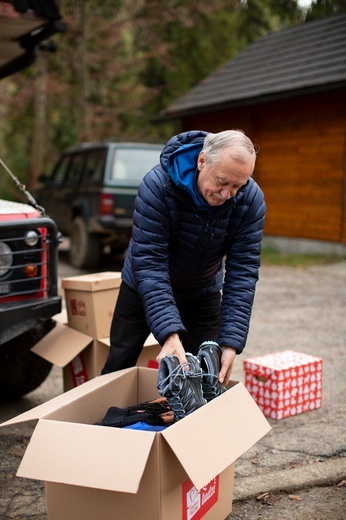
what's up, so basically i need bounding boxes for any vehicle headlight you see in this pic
[0,242,13,277]
[24,230,39,246]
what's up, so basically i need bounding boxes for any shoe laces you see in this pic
[157,358,201,390]
[157,357,205,419]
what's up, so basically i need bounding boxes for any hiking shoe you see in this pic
[197,341,226,402]
[157,353,206,420]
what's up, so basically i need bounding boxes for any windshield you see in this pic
[110,148,161,185]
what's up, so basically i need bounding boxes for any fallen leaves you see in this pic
[257,492,270,501]
[256,491,304,505]
[256,492,274,506]
[288,462,302,469]
[288,494,303,501]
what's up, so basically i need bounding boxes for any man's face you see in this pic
[196,149,254,207]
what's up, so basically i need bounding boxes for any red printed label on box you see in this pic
[147,359,159,369]
[70,298,78,315]
[182,476,219,520]
[70,354,88,387]
[69,298,86,316]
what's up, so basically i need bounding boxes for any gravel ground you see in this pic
[0,259,345,519]
[228,261,346,519]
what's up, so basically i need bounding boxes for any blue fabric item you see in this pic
[166,142,208,209]
[121,130,266,354]
[123,421,169,431]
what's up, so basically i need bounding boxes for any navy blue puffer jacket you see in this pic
[121,130,266,353]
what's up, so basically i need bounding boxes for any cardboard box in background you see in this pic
[138,333,160,369]
[32,323,160,392]
[244,350,323,420]
[0,368,271,520]
[62,272,122,338]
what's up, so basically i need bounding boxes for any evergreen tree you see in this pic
[306,0,346,20]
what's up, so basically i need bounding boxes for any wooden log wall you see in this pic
[182,89,346,244]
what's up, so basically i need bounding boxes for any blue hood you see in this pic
[166,141,209,209]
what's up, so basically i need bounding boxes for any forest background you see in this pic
[0,0,345,199]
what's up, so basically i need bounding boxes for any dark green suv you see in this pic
[36,142,162,268]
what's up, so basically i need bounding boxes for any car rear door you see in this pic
[41,153,86,234]
[107,146,162,223]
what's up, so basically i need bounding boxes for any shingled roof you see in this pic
[162,12,346,119]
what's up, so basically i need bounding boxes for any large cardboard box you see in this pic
[244,350,323,420]
[32,323,160,392]
[1,368,271,520]
[62,272,122,338]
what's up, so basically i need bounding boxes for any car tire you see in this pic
[69,216,101,268]
[0,320,55,402]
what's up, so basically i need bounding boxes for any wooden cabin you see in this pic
[161,14,346,254]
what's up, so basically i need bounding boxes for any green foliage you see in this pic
[0,0,340,192]
[306,0,346,21]
[261,246,343,267]
[0,76,34,199]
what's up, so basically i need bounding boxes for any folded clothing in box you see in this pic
[244,350,323,420]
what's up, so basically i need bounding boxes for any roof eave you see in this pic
[160,81,346,121]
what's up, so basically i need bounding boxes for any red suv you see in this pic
[0,199,61,401]
[0,0,65,401]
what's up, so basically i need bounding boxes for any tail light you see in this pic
[99,194,114,215]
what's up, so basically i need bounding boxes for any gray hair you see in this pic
[202,130,257,166]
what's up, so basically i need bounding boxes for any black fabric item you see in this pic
[102,282,152,374]
[95,397,175,428]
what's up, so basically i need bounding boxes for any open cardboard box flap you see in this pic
[161,382,271,490]
[16,419,155,493]
[32,322,155,369]
[31,323,108,367]
[1,368,271,494]
[0,371,128,428]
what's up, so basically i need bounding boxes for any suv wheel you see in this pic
[69,216,101,268]
[0,320,55,402]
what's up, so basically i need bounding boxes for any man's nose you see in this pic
[221,187,235,199]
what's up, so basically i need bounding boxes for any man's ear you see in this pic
[197,151,205,171]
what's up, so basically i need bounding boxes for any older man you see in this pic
[102,129,265,386]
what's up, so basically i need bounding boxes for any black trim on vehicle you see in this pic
[0,217,62,344]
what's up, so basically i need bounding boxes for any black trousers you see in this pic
[102,282,221,374]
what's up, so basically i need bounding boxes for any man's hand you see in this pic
[219,347,237,385]
[156,333,187,366]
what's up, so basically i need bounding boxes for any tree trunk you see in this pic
[29,53,47,191]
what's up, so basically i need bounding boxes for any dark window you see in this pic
[84,150,107,183]
[51,156,70,185]
[65,154,86,185]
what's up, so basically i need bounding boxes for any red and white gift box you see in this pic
[244,350,323,420]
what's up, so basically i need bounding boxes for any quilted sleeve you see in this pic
[130,167,186,345]
[218,181,266,353]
